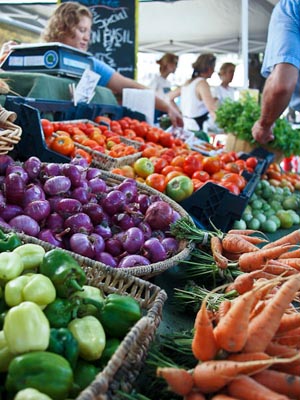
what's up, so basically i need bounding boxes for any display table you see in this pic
[0,71,118,106]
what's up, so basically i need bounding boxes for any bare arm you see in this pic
[196,80,218,120]
[107,72,183,127]
[252,63,298,144]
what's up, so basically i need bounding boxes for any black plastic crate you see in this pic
[239,147,275,175]
[179,171,261,232]
[4,97,145,162]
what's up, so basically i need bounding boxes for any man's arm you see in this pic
[252,63,298,144]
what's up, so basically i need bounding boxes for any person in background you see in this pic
[149,53,179,100]
[251,0,300,144]
[215,62,236,104]
[168,53,217,131]
[1,2,183,128]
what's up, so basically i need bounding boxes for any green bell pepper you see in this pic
[0,330,14,372]
[47,328,79,369]
[68,315,106,361]
[97,337,120,368]
[0,229,22,252]
[99,293,142,338]
[71,285,104,317]
[0,252,24,283]
[3,301,50,354]
[43,297,81,328]
[39,249,86,298]
[5,351,73,400]
[4,275,30,307]
[4,274,56,309]
[14,388,52,400]
[13,243,45,271]
[72,360,100,395]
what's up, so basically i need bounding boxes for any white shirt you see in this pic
[148,74,172,100]
[215,85,236,104]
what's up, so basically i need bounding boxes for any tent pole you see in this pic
[242,0,249,89]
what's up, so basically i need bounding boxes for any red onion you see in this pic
[0,191,5,211]
[117,179,138,203]
[69,233,95,258]
[161,237,179,256]
[24,200,51,222]
[94,252,117,267]
[88,177,107,195]
[64,212,93,234]
[70,155,89,168]
[0,204,23,221]
[82,203,104,225]
[46,213,64,233]
[55,198,82,218]
[71,186,92,204]
[23,184,46,207]
[101,190,126,215]
[61,164,83,187]
[9,215,40,236]
[137,194,151,214]
[144,201,174,230]
[118,255,151,268]
[122,227,144,254]
[24,156,42,179]
[105,237,123,257]
[38,229,63,247]
[0,217,11,230]
[6,165,29,184]
[0,154,14,175]
[137,221,152,240]
[112,213,135,231]
[5,173,26,205]
[93,222,112,239]
[86,167,102,180]
[43,176,72,196]
[142,237,167,262]
[42,163,62,178]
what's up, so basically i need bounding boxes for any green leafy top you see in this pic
[215,94,300,157]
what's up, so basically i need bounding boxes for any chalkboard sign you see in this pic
[60,0,137,78]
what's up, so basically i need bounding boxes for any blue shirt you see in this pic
[89,57,115,87]
[262,0,300,110]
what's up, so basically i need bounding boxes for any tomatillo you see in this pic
[166,175,194,202]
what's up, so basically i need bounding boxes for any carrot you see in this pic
[222,250,242,261]
[274,326,300,347]
[237,234,269,245]
[192,296,219,362]
[213,289,259,353]
[222,234,259,254]
[262,228,300,249]
[238,244,293,272]
[227,352,271,363]
[279,247,300,259]
[210,236,229,269]
[193,355,299,393]
[276,312,300,334]
[184,391,206,400]
[156,367,194,396]
[243,275,300,353]
[228,229,265,236]
[215,299,231,324]
[266,341,300,373]
[273,257,300,271]
[211,396,239,400]
[228,273,255,294]
[227,374,290,400]
[262,260,298,276]
[253,369,300,398]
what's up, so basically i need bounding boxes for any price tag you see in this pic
[73,68,100,105]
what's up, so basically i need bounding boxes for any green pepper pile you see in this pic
[0,230,142,400]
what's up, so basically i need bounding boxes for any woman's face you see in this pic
[62,16,92,52]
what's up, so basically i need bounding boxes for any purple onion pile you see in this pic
[0,155,182,268]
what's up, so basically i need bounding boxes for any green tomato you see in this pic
[133,157,154,178]
[166,175,194,202]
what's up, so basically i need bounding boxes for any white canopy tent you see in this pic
[0,0,278,87]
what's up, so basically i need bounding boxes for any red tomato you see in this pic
[150,157,168,173]
[159,131,175,148]
[71,148,92,164]
[145,173,167,192]
[192,170,210,182]
[183,155,202,177]
[41,119,54,138]
[192,178,205,191]
[220,181,240,195]
[245,156,258,169]
[165,170,185,183]
[221,172,247,190]
[51,136,75,156]
[202,156,221,175]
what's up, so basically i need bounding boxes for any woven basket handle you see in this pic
[0,105,17,123]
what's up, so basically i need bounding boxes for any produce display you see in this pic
[3,96,300,400]
[0,240,143,399]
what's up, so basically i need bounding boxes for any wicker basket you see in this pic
[225,133,284,163]
[0,229,167,400]
[0,106,22,154]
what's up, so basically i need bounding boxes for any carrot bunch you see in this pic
[157,274,300,399]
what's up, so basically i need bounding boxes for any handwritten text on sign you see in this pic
[89,1,136,79]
